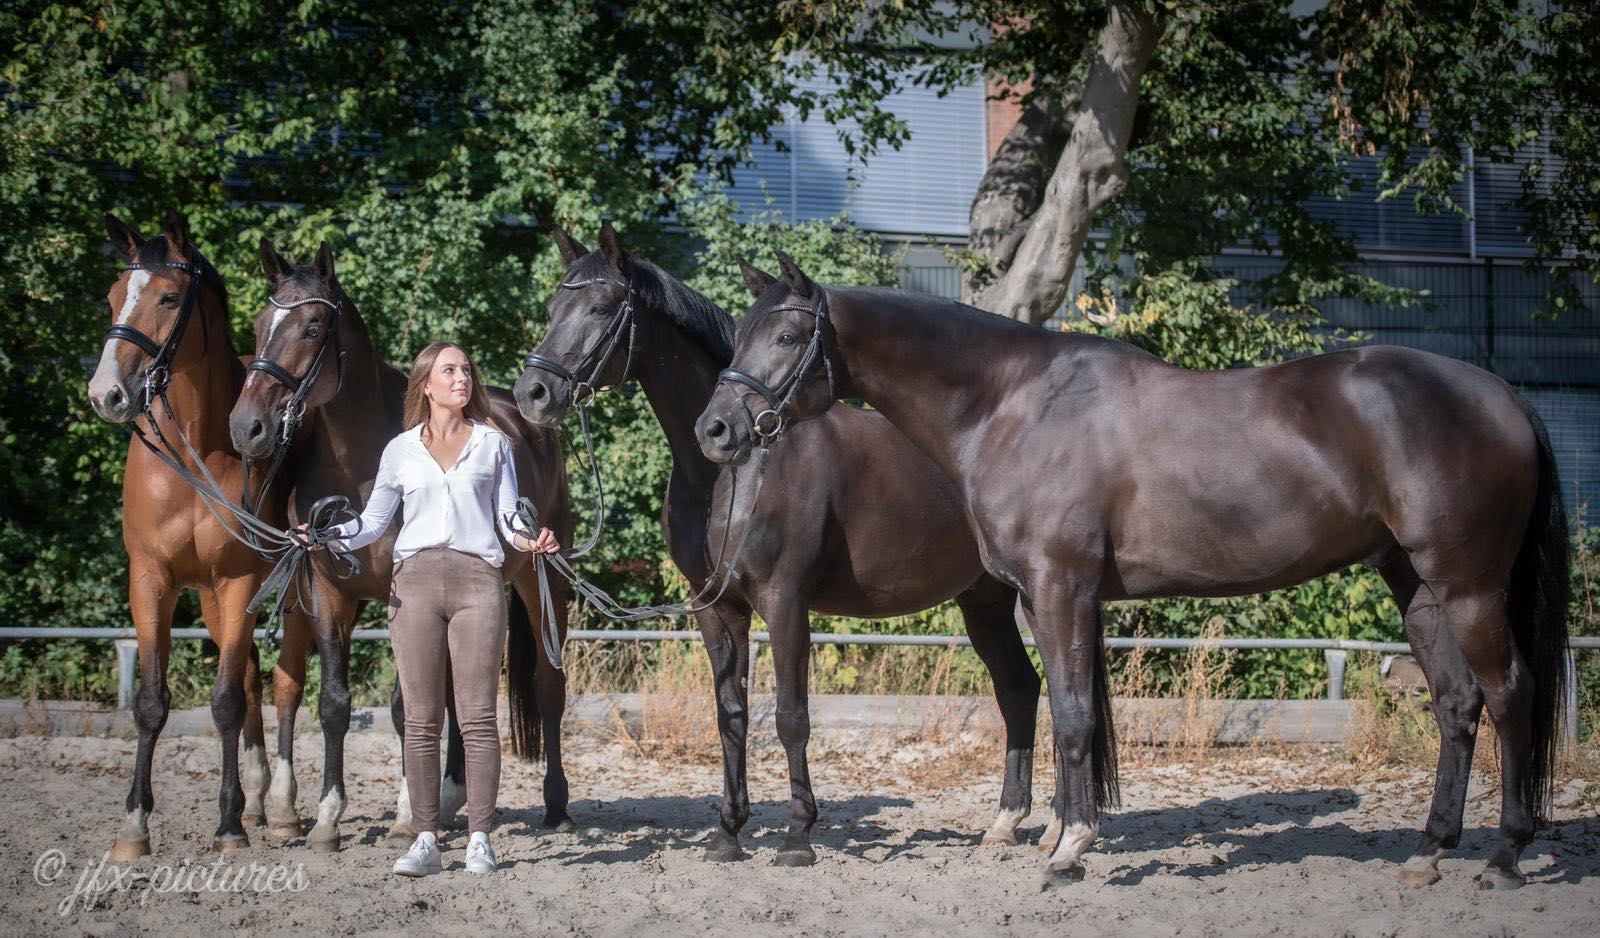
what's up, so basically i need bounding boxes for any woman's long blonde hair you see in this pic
[403,341,499,442]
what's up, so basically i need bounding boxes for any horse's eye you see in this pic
[304,325,321,339]
[160,292,180,306]
[777,332,796,347]
[590,304,610,317]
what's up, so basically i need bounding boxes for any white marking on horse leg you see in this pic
[1046,822,1098,869]
[118,807,150,842]
[315,788,346,830]
[1038,816,1063,854]
[241,743,270,819]
[266,756,296,815]
[439,775,466,825]
[395,779,413,827]
[983,806,1030,845]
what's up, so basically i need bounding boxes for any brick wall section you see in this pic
[985,76,1029,160]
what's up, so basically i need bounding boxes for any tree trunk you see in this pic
[968,1,1161,325]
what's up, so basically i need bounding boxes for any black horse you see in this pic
[514,223,1043,865]
[697,252,1569,889]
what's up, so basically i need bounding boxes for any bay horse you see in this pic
[513,223,1041,865]
[226,240,575,849]
[697,253,1570,890]
[87,211,306,857]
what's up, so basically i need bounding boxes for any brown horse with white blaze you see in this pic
[86,211,308,857]
[699,253,1571,890]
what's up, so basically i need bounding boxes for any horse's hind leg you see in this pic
[200,581,257,852]
[957,578,1040,846]
[535,575,573,831]
[111,568,178,860]
[387,678,415,841]
[1381,560,1485,888]
[265,609,312,838]
[306,589,357,851]
[240,641,270,829]
[764,591,819,866]
[1439,587,1538,889]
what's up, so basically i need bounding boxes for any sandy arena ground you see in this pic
[0,719,1595,936]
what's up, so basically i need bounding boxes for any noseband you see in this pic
[103,254,207,409]
[522,269,637,407]
[715,289,834,445]
[246,288,349,448]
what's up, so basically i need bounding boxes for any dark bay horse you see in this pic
[227,241,575,848]
[513,223,1041,865]
[87,211,309,857]
[697,253,1570,890]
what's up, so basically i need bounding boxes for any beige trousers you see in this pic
[388,546,506,834]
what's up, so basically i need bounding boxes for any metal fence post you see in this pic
[1565,649,1580,748]
[1324,649,1348,701]
[115,639,138,710]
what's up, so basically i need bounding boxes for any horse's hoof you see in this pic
[386,820,416,842]
[1040,861,1086,890]
[773,839,817,867]
[306,827,341,852]
[1398,867,1442,888]
[545,814,576,833]
[1037,821,1063,854]
[109,838,151,862]
[243,812,268,829]
[982,830,1019,846]
[1475,867,1526,891]
[212,833,250,854]
[266,814,303,839]
[704,832,746,863]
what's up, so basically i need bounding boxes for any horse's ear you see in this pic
[775,250,816,301]
[313,242,337,285]
[259,238,293,285]
[161,209,191,259]
[598,218,631,274]
[105,213,145,261]
[739,259,777,298]
[551,224,588,267]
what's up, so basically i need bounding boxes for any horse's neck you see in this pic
[306,303,401,487]
[635,303,728,501]
[148,301,242,455]
[832,293,1019,486]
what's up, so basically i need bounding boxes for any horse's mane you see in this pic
[568,252,736,365]
[133,235,230,314]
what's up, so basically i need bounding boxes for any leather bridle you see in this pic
[103,254,208,411]
[521,269,637,410]
[715,289,835,446]
[240,285,349,512]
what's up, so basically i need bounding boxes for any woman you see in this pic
[311,341,559,876]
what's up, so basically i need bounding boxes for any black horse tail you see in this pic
[1509,395,1570,823]
[506,588,543,761]
[1094,622,1120,809]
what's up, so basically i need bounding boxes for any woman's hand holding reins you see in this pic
[514,527,560,555]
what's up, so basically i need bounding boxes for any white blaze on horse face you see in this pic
[90,269,153,392]
[265,303,294,347]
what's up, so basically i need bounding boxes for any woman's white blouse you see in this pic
[332,420,522,568]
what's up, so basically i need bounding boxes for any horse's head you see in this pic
[515,220,639,426]
[88,211,218,423]
[696,251,842,465]
[228,239,347,458]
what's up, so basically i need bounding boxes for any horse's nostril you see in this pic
[529,383,547,403]
[707,419,728,441]
[107,387,125,408]
[247,418,265,441]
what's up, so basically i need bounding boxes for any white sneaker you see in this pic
[464,832,497,873]
[393,832,443,877]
